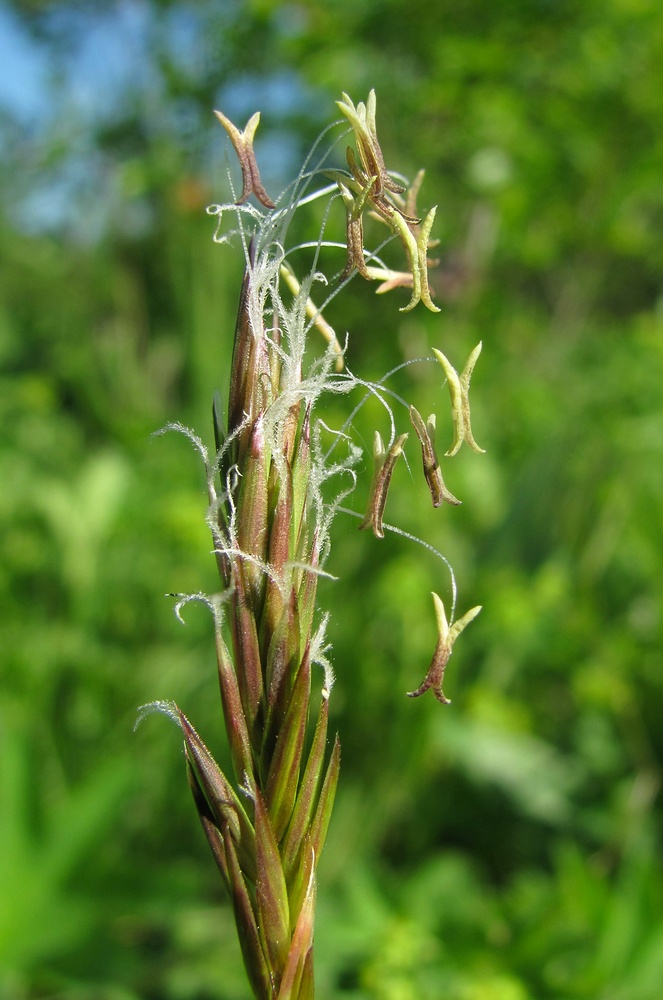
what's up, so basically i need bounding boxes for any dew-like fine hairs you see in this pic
[134,699,180,732]
[168,590,232,627]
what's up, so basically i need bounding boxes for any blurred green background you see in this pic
[1,1,663,998]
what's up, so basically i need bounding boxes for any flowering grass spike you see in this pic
[144,91,484,999]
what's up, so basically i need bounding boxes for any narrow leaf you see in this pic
[186,760,230,890]
[264,647,311,842]
[236,414,270,609]
[263,588,302,749]
[290,405,312,548]
[230,560,265,739]
[223,823,273,1000]
[268,462,294,579]
[294,531,319,655]
[309,734,341,860]
[276,854,316,1000]
[296,949,315,1000]
[228,245,255,442]
[286,832,315,935]
[215,629,256,786]
[260,464,293,645]
[255,786,291,978]
[282,697,330,880]
[179,709,256,882]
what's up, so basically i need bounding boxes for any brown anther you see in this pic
[358,432,408,539]
[339,177,376,280]
[408,595,481,704]
[409,406,461,507]
[214,109,275,209]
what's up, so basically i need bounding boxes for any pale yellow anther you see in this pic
[415,207,441,313]
[433,342,485,455]
[390,212,421,311]
[336,90,403,197]
[338,176,377,280]
[335,90,439,312]
[358,431,408,539]
[408,594,482,703]
[364,267,414,294]
[445,597,482,645]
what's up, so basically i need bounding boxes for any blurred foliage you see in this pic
[1,0,662,998]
